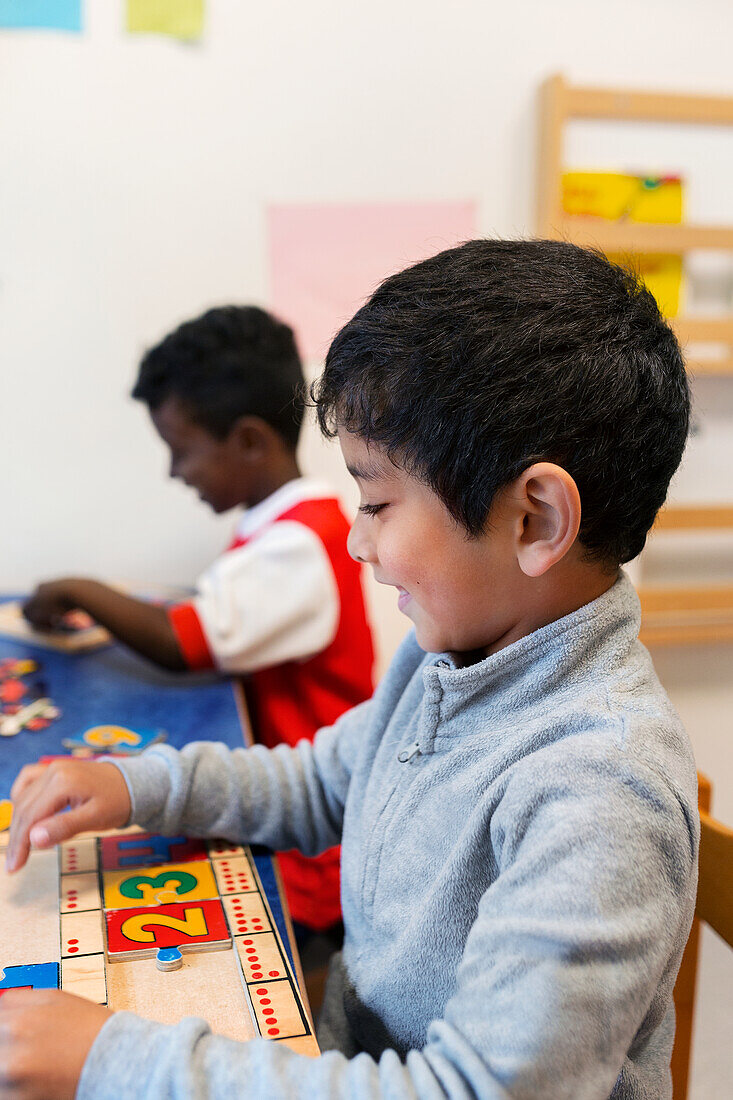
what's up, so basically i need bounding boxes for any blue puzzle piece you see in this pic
[62,724,166,755]
[0,962,59,993]
[156,947,183,972]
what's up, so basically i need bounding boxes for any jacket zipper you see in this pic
[397,740,422,763]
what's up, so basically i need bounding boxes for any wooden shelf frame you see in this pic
[537,75,733,378]
[537,75,733,644]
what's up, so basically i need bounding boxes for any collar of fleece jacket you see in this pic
[413,570,642,755]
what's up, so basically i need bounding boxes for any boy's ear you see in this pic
[510,462,581,578]
[229,416,275,460]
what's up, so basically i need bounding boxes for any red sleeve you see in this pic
[167,602,216,671]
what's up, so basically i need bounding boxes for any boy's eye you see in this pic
[359,502,386,516]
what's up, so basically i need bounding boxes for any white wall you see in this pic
[2,2,732,1093]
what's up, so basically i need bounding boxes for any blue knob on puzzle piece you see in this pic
[0,962,59,993]
[156,948,183,973]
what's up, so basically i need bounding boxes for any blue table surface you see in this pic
[0,613,293,964]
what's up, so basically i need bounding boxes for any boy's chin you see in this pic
[412,623,449,656]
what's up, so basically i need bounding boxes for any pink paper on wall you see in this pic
[268,201,477,361]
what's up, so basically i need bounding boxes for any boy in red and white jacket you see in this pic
[23,304,375,937]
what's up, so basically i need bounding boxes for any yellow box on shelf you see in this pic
[561,172,684,316]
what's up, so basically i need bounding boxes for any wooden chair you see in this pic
[671,775,733,1098]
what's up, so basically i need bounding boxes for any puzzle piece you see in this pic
[62,725,166,755]
[60,871,101,914]
[100,832,208,870]
[0,698,60,737]
[235,932,288,983]
[61,909,105,958]
[103,860,218,909]
[105,898,231,960]
[156,947,183,972]
[247,979,309,1040]
[208,839,246,859]
[59,837,99,875]
[221,891,271,935]
[212,855,257,895]
[60,953,107,1004]
[0,962,59,996]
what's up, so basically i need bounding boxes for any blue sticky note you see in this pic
[0,1,82,31]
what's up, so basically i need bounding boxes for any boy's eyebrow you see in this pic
[346,460,386,482]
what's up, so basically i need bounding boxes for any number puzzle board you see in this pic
[0,827,318,1057]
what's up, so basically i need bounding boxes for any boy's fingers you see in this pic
[9,762,49,802]
[28,803,102,850]
[6,769,77,872]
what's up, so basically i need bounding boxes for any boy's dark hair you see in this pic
[133,305,305,449]
[313,239,690,565]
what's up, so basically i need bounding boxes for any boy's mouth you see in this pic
[395,587,411,613]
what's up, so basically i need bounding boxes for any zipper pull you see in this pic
[398,741,421,763]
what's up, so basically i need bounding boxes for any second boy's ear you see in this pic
[228,416,279,461]
[511,462,582,578]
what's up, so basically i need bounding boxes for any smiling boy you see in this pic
[5,241,697,1100]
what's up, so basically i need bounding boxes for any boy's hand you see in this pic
[22,581,82,632]
[0,989,111,1099]
[6,760,131,873]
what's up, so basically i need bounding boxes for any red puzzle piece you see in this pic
[105,898,230,959]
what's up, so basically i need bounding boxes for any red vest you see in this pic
[171,497,374,930]
[238,498,374,929]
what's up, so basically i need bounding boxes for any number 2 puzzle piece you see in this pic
[100,832,209,870]
[103,859,219,909]
[0,962,59,997]
[105,898,231,960]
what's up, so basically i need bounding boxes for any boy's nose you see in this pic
[347,515,376,566]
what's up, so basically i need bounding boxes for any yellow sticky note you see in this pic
[103,860,218,910]
[0,800,13,833]
[126,0,204,41]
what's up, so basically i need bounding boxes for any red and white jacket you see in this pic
[168,478,375,930]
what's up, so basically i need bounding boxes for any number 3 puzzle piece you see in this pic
[102,860,218,909]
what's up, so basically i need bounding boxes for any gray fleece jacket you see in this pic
[78,573,698,1100]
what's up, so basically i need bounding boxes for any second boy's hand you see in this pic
[5,759,131,874]
[22,580,186,671]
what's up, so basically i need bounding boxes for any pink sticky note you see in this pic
[268,201,477,361]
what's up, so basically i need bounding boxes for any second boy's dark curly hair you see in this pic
[133,305,305,449]
[313,239,689,565]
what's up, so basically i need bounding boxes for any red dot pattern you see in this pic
[255,987,279,1035]
[217,861,251,893]
[229,897,265,935]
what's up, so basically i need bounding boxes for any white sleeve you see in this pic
[192,522,340,673]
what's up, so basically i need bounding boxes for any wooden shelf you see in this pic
[672,317,733,345]
[685,358,733,376]
[655,505,733,531]
[537,75,733,648]
[640,620,733,647]
[639,584,733,646]
[564,82,733,127]
[550,218,733,254]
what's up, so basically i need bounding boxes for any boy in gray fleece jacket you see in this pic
[4,240,696,1100]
